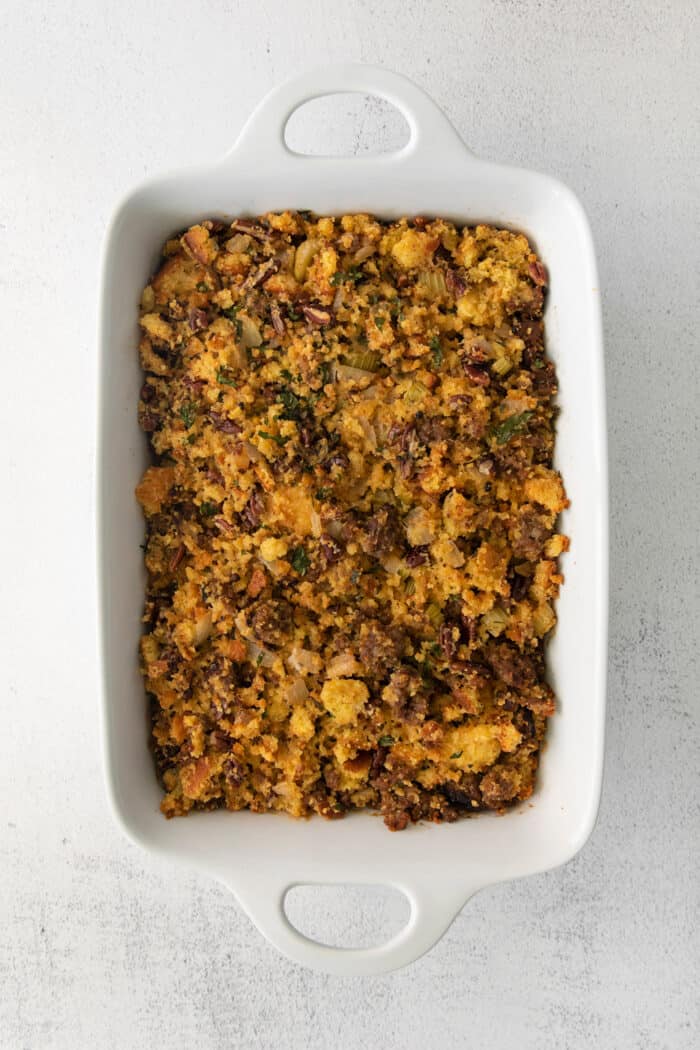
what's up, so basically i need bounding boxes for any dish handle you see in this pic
[225,872,475,976]
[228,63,472,171]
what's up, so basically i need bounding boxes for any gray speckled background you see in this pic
[2,1,698,1046]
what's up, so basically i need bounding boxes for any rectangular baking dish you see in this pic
[98,64,607,976]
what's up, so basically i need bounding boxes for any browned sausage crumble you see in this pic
[136,212,568,831]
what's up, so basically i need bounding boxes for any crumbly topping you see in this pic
[136,212,568,831]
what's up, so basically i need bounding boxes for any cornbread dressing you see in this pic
[135,212,568,831]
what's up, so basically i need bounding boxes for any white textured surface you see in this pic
[1,0,698,1046]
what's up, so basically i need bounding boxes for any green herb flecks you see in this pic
[315,487,331,501]
[491,411,534,445]
[199,502,218,518]
[374,315,385,329]
[216,369,237,388]
[179,402,196,429]
[330,267,364,287]
[450,750,463,760]
[378,735,395,747]
[430,335,443,367]
[222,306,243,337]
[258,430,290,447]
[288,545,310,576]
[318,361,332,387]
[196,281,209,292]
[278,388,303,422]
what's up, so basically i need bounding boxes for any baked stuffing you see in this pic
[136,211,568,831]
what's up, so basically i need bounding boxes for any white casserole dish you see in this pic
[98,64,607,976]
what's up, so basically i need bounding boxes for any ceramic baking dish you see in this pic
[98,64,607,976]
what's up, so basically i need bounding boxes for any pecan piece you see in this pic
[529,260,548,286]
[138,408,160,432]
[463,363,491,387]
[319,534,343,564]
[270,302,286,336]
[242,258,279,291]
[242,487,265,530]
[405,545,430,567]
[445,268,467,297]
[230,218,268,240]
[439,622,460,662]
[188,307,209,332]
[302,305,332,326]
[208,412,241,435]
[322,451,350,474]
[168,543,186,573]
[208,730,233,751]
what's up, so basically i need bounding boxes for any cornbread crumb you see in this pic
[259,537,288,561]
[321,679,370,724]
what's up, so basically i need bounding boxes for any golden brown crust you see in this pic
[136,212,568,830]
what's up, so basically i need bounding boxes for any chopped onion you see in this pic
[246,639,275,668]
[465,335,492,359]
[503,396,531,415]
[405,507,436,546]
[380,553,403,574]
[193,611,212,647]
[225,233,251,254]
[352,243,376,264]
[238,314,262,348]
[357,416,377,451]
[441,540,465,568]
[243,440,263,463]
[284,676,310,703]
[482,606,509,637]
[288,647,323,675]
[335,364,376,383]
[326,652,363,678]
